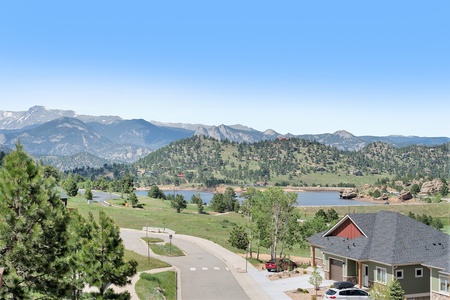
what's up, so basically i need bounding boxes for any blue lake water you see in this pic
[135,190,376,206]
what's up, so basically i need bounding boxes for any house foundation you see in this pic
[431,292,447,300]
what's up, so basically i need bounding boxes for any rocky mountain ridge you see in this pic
[0,106,448,170]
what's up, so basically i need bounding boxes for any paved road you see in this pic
[120,229,252,300]
[80,189,120,206]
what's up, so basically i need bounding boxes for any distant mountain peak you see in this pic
[263,129,279,136]
[228,124,258,132]
[333,130,355,139]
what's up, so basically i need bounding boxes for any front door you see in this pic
[363,264,369,287]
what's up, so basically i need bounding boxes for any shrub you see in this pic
[140,273,160,284]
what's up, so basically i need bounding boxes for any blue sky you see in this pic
[0,1,449,136]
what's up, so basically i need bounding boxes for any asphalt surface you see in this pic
[120,229,254,300]
[80,189,120,205]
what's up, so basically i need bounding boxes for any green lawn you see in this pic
[124,249,171,272]
[148,243,185,257]
[135,271,176,300]
[68,194,450,259]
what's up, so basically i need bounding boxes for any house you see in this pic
[308,211,450,300]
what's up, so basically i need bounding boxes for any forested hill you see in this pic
[134,136,449,187]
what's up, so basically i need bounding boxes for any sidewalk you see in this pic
[120,229,333,300]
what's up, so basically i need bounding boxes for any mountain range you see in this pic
[0,106,448,170]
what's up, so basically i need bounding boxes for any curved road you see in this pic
[120,229,252,300]
[80,189,120,205]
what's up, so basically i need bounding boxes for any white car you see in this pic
[324,288,371,299]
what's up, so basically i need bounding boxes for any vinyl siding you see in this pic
[347,259,357,276]
[365,261,392,284]
[396,265,429,295]
[431,268,450,295]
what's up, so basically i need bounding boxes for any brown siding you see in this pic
[329,219,363,239]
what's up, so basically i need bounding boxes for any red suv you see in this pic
[265,258,298,272]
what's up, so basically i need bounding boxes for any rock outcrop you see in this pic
[398,191,413,201]
[340,189,357,199]
[420,179,444,195]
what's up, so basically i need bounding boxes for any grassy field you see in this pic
[68,193,450,257]
[135,271,176,300]
[124,249,171,272]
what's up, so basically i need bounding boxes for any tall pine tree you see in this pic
[83,210,137,298]
[0,143,70,299]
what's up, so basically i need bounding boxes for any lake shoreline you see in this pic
[136,185,397,206]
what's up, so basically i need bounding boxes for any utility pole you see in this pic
[146,223,150,264]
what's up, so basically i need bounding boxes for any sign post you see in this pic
[169,234,173,256]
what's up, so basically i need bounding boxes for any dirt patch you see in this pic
[286,287,327,300]
[238,253,311,271]
[267,269,311,281]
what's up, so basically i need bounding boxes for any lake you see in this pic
[135,190,377,206]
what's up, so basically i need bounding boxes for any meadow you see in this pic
[68,193,450,257]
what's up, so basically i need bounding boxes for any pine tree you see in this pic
[85,187,93,200]
[388,279,405,300]
[128,191,139,207]
[169,194,187,213]
[83,210,137,298]
[65,174,79,197]
[66,210,90,299]
[0,144,70,299]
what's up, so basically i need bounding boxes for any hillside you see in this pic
[1,106,449,170]
[133,136,450,188]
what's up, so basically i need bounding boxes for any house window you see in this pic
[376,267,386,283]
[415,268,423,278]
[440,275,449,293]
[395,269,403,279]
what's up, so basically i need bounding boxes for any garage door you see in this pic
[330,259,343,281]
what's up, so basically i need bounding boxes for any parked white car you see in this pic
[324,287,371,299]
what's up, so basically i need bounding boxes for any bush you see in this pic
[228,225,249,250]
[140,273,161,284]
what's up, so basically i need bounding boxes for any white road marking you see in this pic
[202,267,208,271]
[214,267,220,270]
[190,267,196,271]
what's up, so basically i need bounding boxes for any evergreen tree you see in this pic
[65,174,79,197]
[85,187,93,200]
[66,210,90,299]
[83,211,137,298]
[210,193,227,213]
[388,279,405,300]
[0,144,70,299]
[147,185,166,199]
[169,194,187,213]
[128,191,139,207]
[228,225,249,250]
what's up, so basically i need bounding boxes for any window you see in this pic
[415,268,423,278]
[395,269,404,279]
[376,267,387,283]
[440,275,449,293]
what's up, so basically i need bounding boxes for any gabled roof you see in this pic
[322,214,368,238]
[308,211,449,267]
